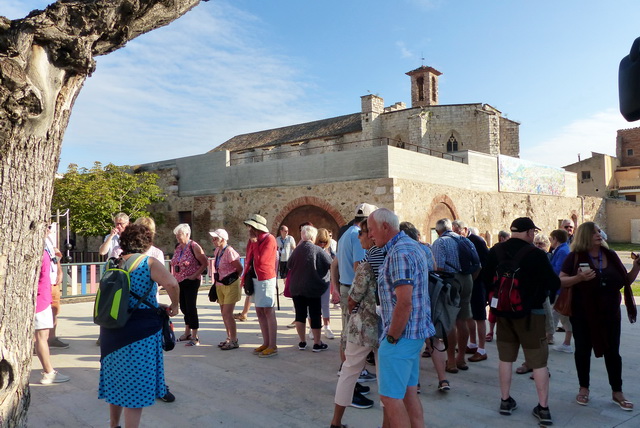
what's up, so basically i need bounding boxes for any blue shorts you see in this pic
[252,277,276,308]
[378,338,424,399]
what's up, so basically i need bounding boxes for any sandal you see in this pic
[177,334,192,342]
[445,361,459,374]
[485,332,494,342]
[438,380,451,392]
[576,388,589,406]
[185,338,200,347]
[422,350,431,358]
[516,363,532,375]
[220,340,239,350]
[218,339,230,348]
[612,394,634,411]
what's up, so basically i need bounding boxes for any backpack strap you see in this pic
[124,255,157,310]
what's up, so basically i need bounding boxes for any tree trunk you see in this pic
[0,1,202,425]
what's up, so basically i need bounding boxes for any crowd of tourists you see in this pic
[35,208,639,428]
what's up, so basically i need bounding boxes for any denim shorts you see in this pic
[252,277,277,308]
[378,337,424,399]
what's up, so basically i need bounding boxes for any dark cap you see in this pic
[510,217,541,233]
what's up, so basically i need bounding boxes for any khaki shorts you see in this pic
[216,278,242,305]
[496,314,548,369]
[453,273,473,320]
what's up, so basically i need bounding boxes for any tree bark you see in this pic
[0,1,202,425]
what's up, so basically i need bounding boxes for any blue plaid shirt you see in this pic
[432,230,461,273]
[378,231,435,340]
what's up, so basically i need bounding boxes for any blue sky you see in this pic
[5,0,640,170]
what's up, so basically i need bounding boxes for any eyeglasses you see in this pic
[115,222,126,226]
[564,225,574,230]
[358,230,367,236]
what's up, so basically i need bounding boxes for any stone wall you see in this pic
[605,198,640,242]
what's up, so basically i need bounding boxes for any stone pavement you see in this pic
[29,288,640,428]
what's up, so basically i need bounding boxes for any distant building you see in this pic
[130,66,594,254]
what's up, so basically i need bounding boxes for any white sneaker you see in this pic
[324,326,335,339]
[553,344,573,353]
[308,328,314,340]
[40,370,70,385]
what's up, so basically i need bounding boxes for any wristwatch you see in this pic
[386,335,399,344]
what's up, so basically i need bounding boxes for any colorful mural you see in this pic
[498,155,566,195]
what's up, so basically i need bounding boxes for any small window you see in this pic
[627,149,634,156]
[178,211,192,227]
[446,134,459,152]
[417,77,425,101]
[626,195,636,202]
[581,171,591,180]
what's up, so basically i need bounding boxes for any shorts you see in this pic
[454,273,473,320]
[470,280,487,321]
[252,277,277,308]
[496,314,548,369]
[216,278,241,305]
[35,305,54,330]
[378,338,423,399]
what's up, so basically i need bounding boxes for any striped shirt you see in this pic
[378,231,435,340]
[363,245,385,279]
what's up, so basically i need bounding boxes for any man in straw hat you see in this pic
[242,214,279,358]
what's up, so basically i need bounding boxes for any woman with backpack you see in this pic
[171,223,209,347]
[98,224,179,428]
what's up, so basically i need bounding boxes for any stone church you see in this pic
[137,66,598,254]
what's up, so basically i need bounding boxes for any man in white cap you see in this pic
[242,214,279,358]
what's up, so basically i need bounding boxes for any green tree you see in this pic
[53,162,165,236]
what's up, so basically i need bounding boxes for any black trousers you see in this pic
[179,278,201,330]
[571,313,623,392]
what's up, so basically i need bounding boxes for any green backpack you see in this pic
[94,254,152,329]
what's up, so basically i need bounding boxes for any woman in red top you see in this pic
[170,223,208,347]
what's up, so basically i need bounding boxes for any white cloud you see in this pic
[521,108,633,168]
[396,41,414,59]
[57,1,327,169]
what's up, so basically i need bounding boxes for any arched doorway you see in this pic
[424,195,459,244]
[279,205,340,245]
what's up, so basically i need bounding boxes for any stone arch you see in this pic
[423,194,459,244]
[272,196,346,244]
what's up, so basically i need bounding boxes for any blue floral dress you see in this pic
[98,256,166,408]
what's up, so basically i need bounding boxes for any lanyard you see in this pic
[178,240,191,262]
[215,245,227,271]
[588,249,603,276]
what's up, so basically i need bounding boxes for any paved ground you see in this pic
[29,286,640,428]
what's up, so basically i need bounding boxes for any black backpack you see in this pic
[445,233,481,275]
[490,245,536,318]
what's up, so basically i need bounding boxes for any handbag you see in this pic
[554,287,572,317]
[159,308,176,351]
[208,285,218,302]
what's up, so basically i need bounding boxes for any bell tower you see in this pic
[406,65,442,108]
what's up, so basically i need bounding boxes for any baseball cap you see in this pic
[354,203,378,218]
[209,228,229,241]
[510,217,541,233]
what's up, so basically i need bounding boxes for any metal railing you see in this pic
[59,257,245,299]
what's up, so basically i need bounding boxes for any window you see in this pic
[581,171,591,180]
[431,76,437,102]
[446,134,458,152]
[627,149,634,156]
[626,195,636,202]
[178,211,192,227]
[417,77,425,101]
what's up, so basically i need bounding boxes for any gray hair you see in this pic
[435,218,452,233]
[114,212,129,223]
[468,226,479,236]
[498,230,511,240]
[301,225,318,242]
[173,223,191,236]
[452,220,467,229]
[370,208,400,231]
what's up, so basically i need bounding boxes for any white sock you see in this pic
[468,343,478,349]
[477,348,486,355]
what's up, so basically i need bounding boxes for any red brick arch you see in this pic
[272,196,346,238]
